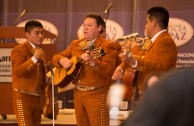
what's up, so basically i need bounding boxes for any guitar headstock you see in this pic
[90,47,105,58]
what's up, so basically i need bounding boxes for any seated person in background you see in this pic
[131,71,162,110]
[121,68,194,126]
[144,71,162,89]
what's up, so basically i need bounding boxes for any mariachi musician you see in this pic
[11,20,48,126]
[52,13,117,126]
[112,6,177,107]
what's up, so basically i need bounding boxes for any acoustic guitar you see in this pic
[54,47,105,88]
[116,39,138,104]
[117,37,151,108]
[43,62,59,120]
[43,84,59,120]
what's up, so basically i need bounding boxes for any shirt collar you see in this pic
[87,37,98,47]
[151,29,167,43]
[28,41,36,48]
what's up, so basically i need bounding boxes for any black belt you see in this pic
[13,88,42,96]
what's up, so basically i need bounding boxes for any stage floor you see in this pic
[0,114,76,126]
[0,109,77,126]
[0,109,131,126]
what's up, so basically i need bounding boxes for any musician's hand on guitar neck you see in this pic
[59,57,72,69]
[81,52,95,65]
[120,50,136,65]
[112,66,124,80]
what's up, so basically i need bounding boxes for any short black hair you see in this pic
[85,13,106,34]
[147,6,169,29]
[25,20,43,33]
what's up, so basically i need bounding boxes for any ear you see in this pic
[25,32,29,38]
[98,25,102,32]
[152,19,157,27]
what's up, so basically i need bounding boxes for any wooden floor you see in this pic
[0,109,77,126]
[0,109,131,126]
[0,115,76,126]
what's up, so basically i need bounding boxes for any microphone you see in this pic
[14,9,28,24]
[47,61,54,75]
[104,3,113,14]
[89,42,95,50]
[118,33,139,40]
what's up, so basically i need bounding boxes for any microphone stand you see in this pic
[104,7,110,25]
[103,3,113,24]
[14,9,28,24]
[103,3,113,40]
[50,67,55,126]
[104,10,109,25]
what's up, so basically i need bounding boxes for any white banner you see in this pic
[0,48,12,82]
